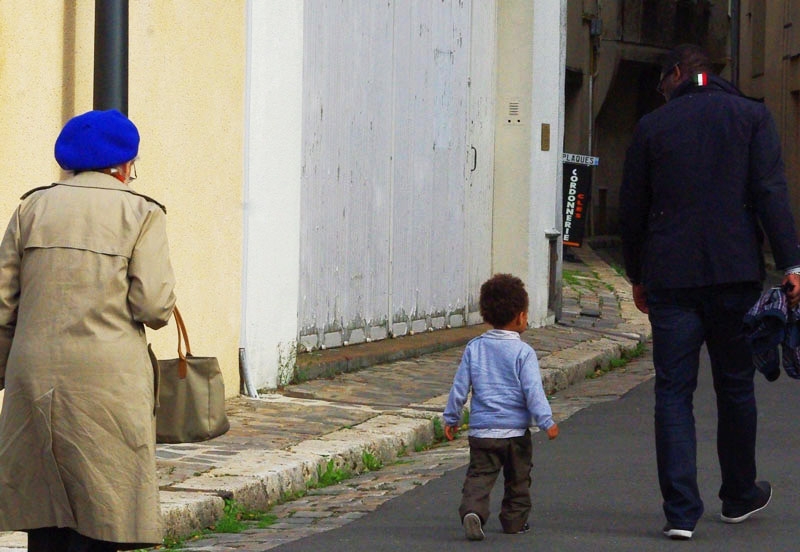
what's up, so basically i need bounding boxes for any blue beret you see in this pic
[55,109,139,171]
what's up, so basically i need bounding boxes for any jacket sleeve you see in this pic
[749,107,800,270]
[619,122,652,285]
[0,208,21,389]
[128,206,177,330]
[443,348,471,427]
[518,348,554,431]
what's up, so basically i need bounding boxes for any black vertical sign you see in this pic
[562,162,592,247]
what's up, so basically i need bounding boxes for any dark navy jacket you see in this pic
[620,74,800,289]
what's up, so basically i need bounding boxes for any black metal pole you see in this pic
[94,0,129,114]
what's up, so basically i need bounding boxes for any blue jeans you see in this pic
[647,283,762,529]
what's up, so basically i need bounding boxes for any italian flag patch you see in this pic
[694,73,708,86]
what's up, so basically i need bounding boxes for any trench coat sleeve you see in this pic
[0,208,21,389]
[127,206,176,330]
[620,122,652,285]
[748,108,800,270]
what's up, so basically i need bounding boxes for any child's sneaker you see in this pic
[516,523,530,534]
[463,513,485,541]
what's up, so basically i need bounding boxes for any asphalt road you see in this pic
[273,350,800,551]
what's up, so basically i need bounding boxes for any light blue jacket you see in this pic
[443,329,554,431]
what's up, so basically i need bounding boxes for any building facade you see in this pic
[563,0,731,237]
[737,1,800,224]
[1,1,568,394]
[0,2,246,395]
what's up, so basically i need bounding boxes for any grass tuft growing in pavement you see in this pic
[158,499,277,549]
[362,450,383,472]
[432,417,445,442]
[562,269,582,287]
[587,342,647,379]
[562,269,599,293]
[312,458,351,488]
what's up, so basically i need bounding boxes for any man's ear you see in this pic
[672,65,682,84]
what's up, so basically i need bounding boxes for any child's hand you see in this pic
[444,425,458,441]
[546,424,559,440]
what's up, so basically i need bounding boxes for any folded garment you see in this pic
[782,304,800,379]
[743,286,800,381]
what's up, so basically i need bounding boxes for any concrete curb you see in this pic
[157,413,439,538]
[540,334,641,393]
[157,321,650,540]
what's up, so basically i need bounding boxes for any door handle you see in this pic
[470,146,477,172]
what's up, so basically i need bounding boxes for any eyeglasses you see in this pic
[656,63,679,95]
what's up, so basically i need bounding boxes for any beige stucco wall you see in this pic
[493,0,533,285]
[0,2,246,399]
[493,1,565,326]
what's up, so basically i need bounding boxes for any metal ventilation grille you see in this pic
[506,100,522,125]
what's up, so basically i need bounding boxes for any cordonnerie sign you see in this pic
[561,153,598,247]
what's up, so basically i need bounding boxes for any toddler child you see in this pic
[443,273,559,541]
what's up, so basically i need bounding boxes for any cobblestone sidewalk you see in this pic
[167,350,655,552]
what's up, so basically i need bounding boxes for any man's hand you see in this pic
[783,273,800,307]
[546,424,559,440]
[632,283,648,314]
[444,425,458,441]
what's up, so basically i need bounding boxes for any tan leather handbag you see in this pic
[155,307,230,443]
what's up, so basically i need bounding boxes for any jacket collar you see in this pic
[483,329,521,340]
[57,170,132,191]
[21,171,167,213]
[671,73,744,101]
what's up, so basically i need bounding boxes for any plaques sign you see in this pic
[561,153,598,247]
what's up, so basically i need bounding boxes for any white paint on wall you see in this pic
[299,1,394,350]
[466,0,498,320]
[527,0,567,326]
[243,0,303,389]
[299,0,487,350]
[389,0,472,333]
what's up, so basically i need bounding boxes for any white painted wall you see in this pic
[241,0,564,388]
[242,0,303,389]
[527,0,567,325]
[299,1,394,350]
[493,0,566,327]
[389,0,472,337]
[466,0,498,323]
[298,0,488,352]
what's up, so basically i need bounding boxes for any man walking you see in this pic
[620,44,800,540]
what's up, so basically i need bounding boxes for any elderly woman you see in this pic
[0,110,176,552]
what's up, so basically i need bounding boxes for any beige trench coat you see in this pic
[0,172,176,546]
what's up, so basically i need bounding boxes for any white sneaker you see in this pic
[663,524,693,540]
[463,512,485,541]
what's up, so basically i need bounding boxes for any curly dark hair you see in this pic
[479,273,529,328]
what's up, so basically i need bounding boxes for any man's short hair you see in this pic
[479,273,529,327]
[660,43,713,76]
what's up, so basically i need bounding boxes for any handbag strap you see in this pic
[172,306,192,378]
